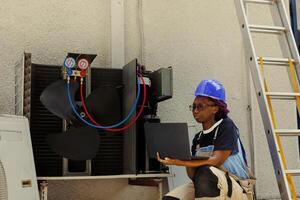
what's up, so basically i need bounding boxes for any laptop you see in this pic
[144,122,210,161]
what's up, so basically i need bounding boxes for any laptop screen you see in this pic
[144,123,192,160]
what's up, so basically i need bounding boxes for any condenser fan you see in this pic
[41,81,121,160]
[39,53,131,160]
[85,85,121,125]
[40,79,78,122]
[46,126,100,161]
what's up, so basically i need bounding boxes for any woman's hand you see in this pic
[156,150,232,168]
[156,152,182,166]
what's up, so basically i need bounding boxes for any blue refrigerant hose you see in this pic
[66,75,141,129]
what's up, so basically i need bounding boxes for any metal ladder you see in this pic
[235,0,300,199]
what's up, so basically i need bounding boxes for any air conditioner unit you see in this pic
[0,115,39,200]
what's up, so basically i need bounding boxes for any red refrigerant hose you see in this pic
[80,73,147,132]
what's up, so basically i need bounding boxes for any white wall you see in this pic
[0,0,299,199]
[0,0,111,114]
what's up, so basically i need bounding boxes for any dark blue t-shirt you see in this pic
[191,117,239,156]
[191,118,249,179]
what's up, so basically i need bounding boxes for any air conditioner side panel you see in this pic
[0,115,39,200]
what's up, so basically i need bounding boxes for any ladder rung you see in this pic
[276,129,300,136]
[285,169,300,176]
[265,92,300,99]
[256,57,295,65]
[245,0,275,4]
[249,25,286,34]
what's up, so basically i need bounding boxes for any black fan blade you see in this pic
[85,85,121,125]
[47,127,99,161]
[40,79,78,121]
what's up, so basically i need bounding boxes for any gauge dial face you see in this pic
[77,59,89,70]
[64,57,76,69]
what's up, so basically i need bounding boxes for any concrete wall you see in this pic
[0,0,299,199]
[0,0,111,114]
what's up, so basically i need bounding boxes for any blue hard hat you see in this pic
[194,79,226,102]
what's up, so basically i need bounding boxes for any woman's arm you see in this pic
[157,150,231,168]
[186,167,196,180]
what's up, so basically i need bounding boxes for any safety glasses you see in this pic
[189,103,216,111]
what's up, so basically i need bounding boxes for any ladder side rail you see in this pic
[234,0,292,199]
[277,0,300,82]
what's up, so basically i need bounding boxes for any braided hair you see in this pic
[211,98,230,121]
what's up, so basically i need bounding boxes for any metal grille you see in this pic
[14,53,32,117]
[30,64,63,176]
[14,55,24,116]
[0,161,8,200]
[29,64,124,176]
[23,53,31,119]
[91,68,124,175]
[92,132,123,175]
[23,53,32,119]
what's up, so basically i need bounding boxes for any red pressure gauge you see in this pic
[77,59,89,70]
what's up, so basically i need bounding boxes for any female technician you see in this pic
[157,79,255,200]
